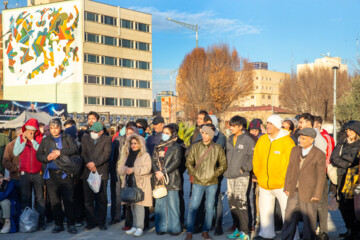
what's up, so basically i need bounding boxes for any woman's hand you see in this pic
[155,171,164,180]
[126,168,134,175]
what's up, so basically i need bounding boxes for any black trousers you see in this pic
[73,176,85,222]
[83,179,108,226]
[339,197,360,237]
[46,170,75,226]
[110,173,122,221]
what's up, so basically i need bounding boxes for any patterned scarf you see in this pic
[342,164,359,199]
[153,132,178,170]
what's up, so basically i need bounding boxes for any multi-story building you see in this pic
[237,63,290,108]
[3,0,152,116]
[297,56,348,74]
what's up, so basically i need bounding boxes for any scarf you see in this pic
[153,133,178,170]
[125,149,140,168]
[342,164,359,199]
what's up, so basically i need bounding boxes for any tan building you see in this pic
[4,0,152,116]
[297,56,348,74]
[161,95,181,124]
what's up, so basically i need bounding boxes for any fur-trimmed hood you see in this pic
[123,133,147,158]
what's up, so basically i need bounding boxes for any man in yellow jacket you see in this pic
[252,115,295,240]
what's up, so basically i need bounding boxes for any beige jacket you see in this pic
[117,134,153,207]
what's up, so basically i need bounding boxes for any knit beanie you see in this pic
[248,119,262,132]
[267,115,283,130]
[200,125,215,140]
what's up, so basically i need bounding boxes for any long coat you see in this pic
[118,134,152,207]
[284,146,326,203]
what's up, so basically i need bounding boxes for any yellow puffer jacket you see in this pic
[253,129,295,190]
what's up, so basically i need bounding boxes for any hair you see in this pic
[64,119,76,126]
[136,119,148,130]
[229,115,247,129]
[204,115,212,123]
[126,121,138,128]
[39,122,45,127]
[283,120,295,133]
[49,119,62,128]
[198,110,209,117]
[124,134,146,157]
[168,123,179,133]
[164,124,176,135]
[202,123,216,132]
[88,111,100,120]
[314,116,323,125]
[117,123,125,132]
[299,113,314,127]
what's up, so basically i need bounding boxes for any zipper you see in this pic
[266,140,273,189]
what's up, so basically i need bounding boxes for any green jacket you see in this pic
[186,141,227,186]
[0,133,10,174]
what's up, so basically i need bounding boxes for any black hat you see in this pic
[344,121,360,136]
[152,116,164,125]
[298,128,317,138]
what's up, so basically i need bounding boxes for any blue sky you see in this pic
[3,0,360,95]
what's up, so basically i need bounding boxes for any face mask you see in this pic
[138,129,144,135]
[225,129,231,136]
[90,132,100,140]
[119,127,126,136]
[162,133,171,142]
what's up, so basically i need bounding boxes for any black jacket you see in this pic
[36,133,78,172]
[331,139,360,176]
[152,143,182,191]
[146,132,162,157]
[80,134,112,180]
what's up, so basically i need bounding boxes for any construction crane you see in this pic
[166,17,199,48]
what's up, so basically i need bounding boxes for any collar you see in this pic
[302,145,313,157]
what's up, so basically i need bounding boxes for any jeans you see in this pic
[155,190,181,234]
[83,179,108,226]
[0,199,11,218]
[131,204,144,229]
[46,170,75,226]
[20,172,45,224]
[187,183,217,233]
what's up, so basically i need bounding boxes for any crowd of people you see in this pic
[0,110,359,240]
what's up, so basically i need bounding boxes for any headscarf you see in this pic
[153,125,178,169]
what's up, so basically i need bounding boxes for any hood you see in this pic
[64,125,77,139]
[269,128,290,141]
[123,133,147,157]
[127,126,140,135]
[344,121,360,136]
[21,118,43,143]
[320,128,329,135]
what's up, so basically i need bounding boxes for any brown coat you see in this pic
[2,140,19,180]
[117,134,153,207]
[284,146,326,203]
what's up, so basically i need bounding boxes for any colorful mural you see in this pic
[3,2,82,86]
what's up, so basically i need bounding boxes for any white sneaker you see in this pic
[126,227,137,235]
[0,220,10,234]
[134,228,143,237]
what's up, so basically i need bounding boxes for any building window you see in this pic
[268,95,271,99]
[102,56,117,66]
[102,15,117,26]
[121,79,134,87]
[84,54,99,63]
[85,96,100,105]
[121,19,133,29]
[136,80,150,89]
[84,75,100,84]
[262,95,265,99]
[85,12,99,22]
[251,95,254,99]
[102,77,117,86]
[136,41,150,51]
[102,97,118,106]
[102,36,117,46]
[122,39,133,48]
[122,98,134,107]
[256,77,258,80]
[256,86,258,89]
[137,99,149,108]
[85,33,100,43]
[121,59,134,68]
[136,22,149,32]
[136,61,150,70]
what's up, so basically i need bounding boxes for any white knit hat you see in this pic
[267,115,283,130]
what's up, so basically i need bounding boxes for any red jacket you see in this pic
[320,129,335,166]
[19,119,43,173]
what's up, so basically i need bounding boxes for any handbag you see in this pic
[327,163,338,185]
[120,174,144,204]
[153,174,169,199]
[189,143,215,184]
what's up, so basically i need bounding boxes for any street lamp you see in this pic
[170,69,178,94]
[166,17,198,48]
[332,66,339,145]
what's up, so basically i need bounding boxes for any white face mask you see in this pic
[90,132,100,140]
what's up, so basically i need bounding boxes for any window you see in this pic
[102,15,117,26]
[136,42,149,51]
[85,96,100,105]
[121,79,133,87]
[103,77,117,86]
[268,95,271,99]
[85,12,99,22]
[251,95,254,99]
[137,80,149,89]
[136,22,149,32]
[84,54,99,63]
[262,95,265,99]
[121,59,134,68]
[102,56,117,66]
[137,99,149,108]
[85,33,100,43]
[122,39,133,48]
[136,61,150,70]
[102,97,118,106]
[121,19,133,29]
[84,75,100,84]
[122,98,134,107]
[102,36,117,46]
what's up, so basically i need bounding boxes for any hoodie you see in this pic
[253,128,295,190]
[13,118,43,173]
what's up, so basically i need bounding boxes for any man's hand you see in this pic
[47,153,55,161]
[284,191,289,196]
[52,150,61,159]
[86,162,97,172]
[311,197,319,202]
[155,171,164,180]
[126,168,134,175]
[22,132,27,142]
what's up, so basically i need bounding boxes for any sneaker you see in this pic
[126,227,137,235]
[227,228,240,239]
[75,221,83,227]
[238,232,249,240]
[0,220,11,234]
[134,228,143,237]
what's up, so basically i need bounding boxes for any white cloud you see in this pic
[129,6,260,37]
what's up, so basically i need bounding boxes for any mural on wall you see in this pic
[3,2,82,86]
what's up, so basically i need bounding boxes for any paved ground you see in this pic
[4,174,346,240]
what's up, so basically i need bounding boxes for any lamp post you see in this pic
[166,18,198,48]
[332,66,339,145]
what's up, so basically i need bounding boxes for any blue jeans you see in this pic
[187,183,218,233]
[155,190,181,233]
